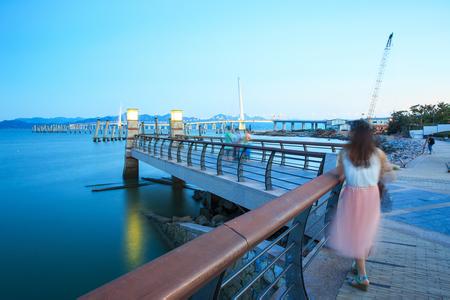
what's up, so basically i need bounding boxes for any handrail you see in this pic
[184,134,345,148]
[80,168,342,300]
[137,135,327,159]
[140,134,345,149]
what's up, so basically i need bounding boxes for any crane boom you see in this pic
[367,33,393,121]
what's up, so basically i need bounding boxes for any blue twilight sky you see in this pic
[0,0,449,120]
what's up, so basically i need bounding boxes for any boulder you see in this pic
[195,215,209,226]
[211,214,227,226]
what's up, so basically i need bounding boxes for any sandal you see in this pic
[348,275,369,291]
[351,260,358,275]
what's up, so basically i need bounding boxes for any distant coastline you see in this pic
[0,113,267,129]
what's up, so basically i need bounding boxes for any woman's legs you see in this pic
[356,258,367,277]
[349,258,370,290]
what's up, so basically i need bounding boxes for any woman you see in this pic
[329,120,392,291]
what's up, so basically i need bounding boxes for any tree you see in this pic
[388,102,449,136]
[387,110,410,135]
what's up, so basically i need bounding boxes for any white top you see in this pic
[341,149,381,188]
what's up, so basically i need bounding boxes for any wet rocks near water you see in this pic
[192,190,245,227]
[377,136,424,167]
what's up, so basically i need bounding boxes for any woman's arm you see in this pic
[378,148,396,183]
[335,150,344,177]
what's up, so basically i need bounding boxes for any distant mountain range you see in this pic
[0,114,267,129]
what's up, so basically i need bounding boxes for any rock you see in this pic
[199,208,211,219]
[214,206,224,215]
[172,216,193,223]
[211,214,227,226]
[192,190,203,201]
[274,265,283,277]
[194,215,209,226]
[222,200,237,211]
[263,269,275,283]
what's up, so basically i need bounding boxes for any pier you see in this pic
[80,108,450,299]
[131,134,340,209]
[79,108,344,299]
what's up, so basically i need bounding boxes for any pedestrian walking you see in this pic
[328,120,393,291]
[425,136,435,154]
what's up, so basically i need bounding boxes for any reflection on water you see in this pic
[125,197,145,269]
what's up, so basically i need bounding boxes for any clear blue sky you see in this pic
[1,0,449,120]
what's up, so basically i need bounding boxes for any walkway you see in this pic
[336,140,450,299]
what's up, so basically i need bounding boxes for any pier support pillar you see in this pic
[172,176,185,189]
[123,108,139,180]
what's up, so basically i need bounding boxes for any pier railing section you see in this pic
[134,135,329,191]
[81,167,343,300]
[184,135,345,154]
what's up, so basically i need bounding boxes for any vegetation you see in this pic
[387,102,449,136]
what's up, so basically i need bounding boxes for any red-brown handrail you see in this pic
[80,168,341,300]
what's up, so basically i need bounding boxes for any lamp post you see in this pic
[123,108,139,179]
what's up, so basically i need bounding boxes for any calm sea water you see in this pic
[0,130,202,299]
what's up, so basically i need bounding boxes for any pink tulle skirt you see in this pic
[328,185,380,259]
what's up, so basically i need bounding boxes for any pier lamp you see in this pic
[127,108,139,122]
[170,109,184,138]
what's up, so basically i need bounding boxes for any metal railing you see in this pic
[133,135,329,191]
[80,168,343,300]
[182,135,345,154]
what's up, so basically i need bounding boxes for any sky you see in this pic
[0,0,449,120]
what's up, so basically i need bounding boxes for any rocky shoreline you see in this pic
[253,129,348,140]
[377,136,424,167]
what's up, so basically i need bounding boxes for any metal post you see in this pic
[153,138,159,156]
[265,151,276,190]
[147,137,153,154]
[200,144,207,170]
[261,142,266,162]
[177,141,183,163]
[237,147,246,182]
[284,207,312,300]
[187,142,194,166]
[280,142,286,165]
[217,145,224,175]
[168,140,174,160]
[160,139,166,158]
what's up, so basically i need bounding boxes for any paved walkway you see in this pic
[336,140,450,299]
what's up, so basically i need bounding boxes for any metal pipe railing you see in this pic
[80,168,342,300]
[141,134,345,153]
[134,135,327,191]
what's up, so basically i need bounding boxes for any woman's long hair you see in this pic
[344,120,376,168]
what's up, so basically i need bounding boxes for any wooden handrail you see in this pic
[80,168,341,300]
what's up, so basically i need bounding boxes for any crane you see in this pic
[367,32,393,121]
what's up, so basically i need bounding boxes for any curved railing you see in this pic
[80,168,343,300]
[133,135,329,191]
[182,135,345,154]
